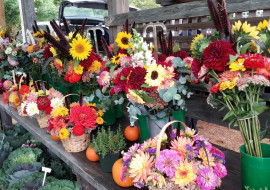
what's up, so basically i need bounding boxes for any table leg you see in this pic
[0,109,13,131]
[76,173,96,190]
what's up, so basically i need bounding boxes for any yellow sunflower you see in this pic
[115,31,132,49]
[145,63,166,87]
[69,36,92,61]
[111,53,127,65]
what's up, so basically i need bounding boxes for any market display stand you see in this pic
[0,98,241,190]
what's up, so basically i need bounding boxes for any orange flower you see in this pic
[19,85,30,96]
[14,97,21,106]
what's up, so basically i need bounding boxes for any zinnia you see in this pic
[202,40,236,71]
[69,105,97,129]
[37,97,51,111]
[197,167,218,190]
[73,125,84,136]
[19,85,30,96]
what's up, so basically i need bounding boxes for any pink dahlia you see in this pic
[203,40,236,71]
[98,71,110,86]
[197,167,218,190]
[69,105,97,129]
[155,149,180,178]
[213,163,227,178]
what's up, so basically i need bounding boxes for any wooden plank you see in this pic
[108,0,270,27]
[0,0,5,28]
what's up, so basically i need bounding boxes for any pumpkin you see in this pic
[112,158,134,187]
[86,147,99,162]
[51,134,61,141]
[124,125,140,141]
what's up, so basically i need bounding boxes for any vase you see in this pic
[70,83,79,102]
[172,110,186,130]
[103,105,116,126]
[148,117,169,138]
[240,143,270,189]
[115,103,124,118]
[98,152,120,173]
[138,115,151,142]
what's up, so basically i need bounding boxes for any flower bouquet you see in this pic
[190,0,270,158]
[21,85,64,128]
[47,94,104,152]
[121,121,227,189]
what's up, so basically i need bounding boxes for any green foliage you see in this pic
[129,0,160,10]
[0,133,13,167]
[35,0,59,22]
[4,0,20,27]
[40,180,79,190]
[90,126,126,158]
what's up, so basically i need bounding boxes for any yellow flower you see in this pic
[127,89,145,104]
[28,45,34,53]
[0,30,4,37]
[37,90,49,96]
[74,64,84,75]
[258,20,268,31]
[229,58,246,71]
[54,58,63,67]
[96,117,104,125]
[70,102,79,107]
[52,107,69,118]
[98,110,104,116]
[229,78,237,89]
[115,31,132,49]
[232,20,242,33]
[59,128,69,140]
[172,160,197,188]
[88,60,101,71]
[198,148,216,166]
[147,172,166,188]
[150,45,155,52]
[87,103,96,107]
[69,36,92,61]
[50,47,57,57]
[219,81,230,91]
[9,92,19,103]
[111,53,127,65]
[191,33,204,53]
[242,21,259,39]
[33,30,44,37]
[145,63,166,87]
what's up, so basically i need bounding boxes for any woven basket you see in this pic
[17,105,27,116]
[36,114,50,128]
[61,133,90,153]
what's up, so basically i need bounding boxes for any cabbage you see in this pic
[40,180,79,190]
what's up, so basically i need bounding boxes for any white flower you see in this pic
[51,98,63,110]
[26,102,39,116]
[16,43,22,48]
[142,42,148,51]
[11,51,17,56]
[20,102,26,113]
[5,47,12,54]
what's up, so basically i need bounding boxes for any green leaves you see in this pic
[240,42,252,54]
[139,91,156,103]
[72,59,80,67]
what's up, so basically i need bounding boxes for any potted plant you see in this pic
[90,126,126,172]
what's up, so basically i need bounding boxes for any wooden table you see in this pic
[0,99,242,190]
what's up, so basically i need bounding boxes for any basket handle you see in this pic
[60,93,80,103]
[156,120,188,159]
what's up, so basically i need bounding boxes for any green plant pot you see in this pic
[103,106,116,126]
[240,143,270,189]
[172,110,186,130]
[98,152,120,173]
[137,115,151,142]
[70,83,80,102]
[115,104,124,118]
[51,83,69,95]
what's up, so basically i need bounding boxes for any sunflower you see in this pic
[69,36,92,61]
[111,53,127,65]
[145,63,166,87]
[115,31,132,49]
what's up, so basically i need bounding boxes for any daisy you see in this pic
[26,102,39,116]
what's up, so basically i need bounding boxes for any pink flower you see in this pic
[48,89,63,99]
[213,163,227,178]
[26,92,38,103]
[197,167,218,190]
[98,71,111,86]
[120,56,132,67]
[8,56,19,66]
[155,149,181,178]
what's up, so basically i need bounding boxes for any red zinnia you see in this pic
[191,58,202,79]
[79,53,98,69]
[172,50,189,59]
[64,72,82,83]
[158,54,167,62]
[128,67,146,90]
[43,45,53,59]
[19,85,30,96]
[73,125,84,136]
[2,91,8,104]
[37,97,51,111]
[45,106,53,115]
[110,88,115,95]
[241,53,264,69]
[69,105,97,129]
[210,83,221,93]
[203,40,236,71]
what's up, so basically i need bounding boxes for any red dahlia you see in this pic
[241,53,264,69]
[37,97,51,111]
[157,61,172,67]
[191,58,202,79]
[128,67,146,90]
[158,54,167,62]
[73,125,84,136]
[202,40,236,71]
[172,50,189,59]
[43,45,53,59]
[117,48,128,55]
[79,53,98,69]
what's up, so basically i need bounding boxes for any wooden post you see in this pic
[108,0,129,44]
[18,0,36,43]
[0,0,5,28]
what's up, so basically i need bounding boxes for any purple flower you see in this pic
[186,144,193,152]
[123,158,131,166]
[170,132,176,139]
[8,56,19,66]
[188,154,193,160]
[212,153,226,164]
[27,140,30,144]
[197,167,218,190]
[4,38,9,45]
[120,166,128,182]
[155,149,180,178]
[135,182,144,188]
[214,163,227,178]
[145,148,156,155]
[123,143,140,162]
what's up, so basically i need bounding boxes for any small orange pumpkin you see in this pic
[124,125,140,141]
[86,147,99,162]
[112,158,134,187]
[51,134,61,141]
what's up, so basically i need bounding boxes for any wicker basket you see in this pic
[17,105,27,116]
[61,133,90,153]
[36,114,50,128]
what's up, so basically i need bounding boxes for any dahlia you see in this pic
[26,102,39,116]
[171,50,189,59]
[128,67,146,90]
[241,53,264,69]
[171,136,194,158]
[3,80,13,90]
[158,54,167,62]
[43,44,53,59]
[51,116,66,132]
[98,71,110,86]
[155,149,181,178]
[198,148,216,166]
[88,60,101,71]
[147,172,166,188]
[197,167,218,190]
[37,97,51,111]
[45,106,53,115]
[79,54,98,69]
[73,125,85,136]
[202,40,236,71]
[48,89,63,99]
[191,58,202,79]
[69,105,97,129]
[2,91,8,104]
[51,97,63,110]
[255,57,270,78]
